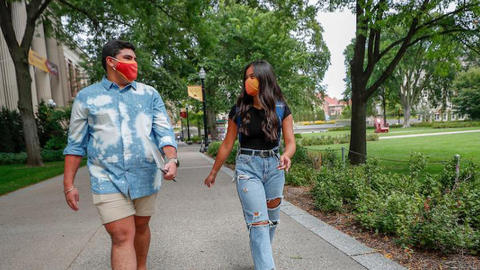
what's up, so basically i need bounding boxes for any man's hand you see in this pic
[163,161,177,180]
[65,188,79,211]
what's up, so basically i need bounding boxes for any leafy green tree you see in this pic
[195,1,330,138]
[332,0,480,164]
[453,67,480,119]
[0,0,54,165]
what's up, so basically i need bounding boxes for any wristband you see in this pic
[64,186,76,195]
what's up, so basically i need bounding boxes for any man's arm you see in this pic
[151,91,178,180]
[63,92,89,210]
[162,145,177,180]
[64,155,83,211]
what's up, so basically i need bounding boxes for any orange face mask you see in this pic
[245,77,259,96]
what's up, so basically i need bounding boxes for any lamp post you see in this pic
[186,106,191,142]
[199,67,208,152]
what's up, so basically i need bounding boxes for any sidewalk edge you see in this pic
[200,153,406,270]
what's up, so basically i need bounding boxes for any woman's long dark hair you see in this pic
[236,60,286,142]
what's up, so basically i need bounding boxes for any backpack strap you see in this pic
[236,101,286,147]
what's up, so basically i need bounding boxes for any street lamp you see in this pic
[199,67,208,152]
[186,105,191,142]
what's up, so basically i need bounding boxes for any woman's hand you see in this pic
[277,154,292,172]
[204,172,217,188]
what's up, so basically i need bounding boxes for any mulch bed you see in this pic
[283,185,480,270]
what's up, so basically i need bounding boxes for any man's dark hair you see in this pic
[101,40,135,71]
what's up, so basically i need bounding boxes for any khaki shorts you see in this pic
[93,192,158,224]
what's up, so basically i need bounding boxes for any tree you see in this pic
[195,1,330,138]
[453,67,480,119]
[0,0,55,166]
[332,0,480,164]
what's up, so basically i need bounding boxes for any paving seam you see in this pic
[65,225,103,270]
[200,152,405,270]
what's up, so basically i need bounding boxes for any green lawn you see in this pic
[306,132,480,175]
[0,160,87,196]
[299,126,480,138]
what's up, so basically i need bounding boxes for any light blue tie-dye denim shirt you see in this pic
[63,77,177,199]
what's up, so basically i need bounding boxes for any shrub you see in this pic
[41,149,65,162]
[190,135,202,143]
[309,152,480,254]
[205,141,238,165]
[301,134,378,146]
[0,107,24,153]
[0,152,27,165]
[432,121,480,128]
[294,133,302,139]
[36,102,70,148]
[285,163,317,186]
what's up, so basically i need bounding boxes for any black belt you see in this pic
[239,148,279,158]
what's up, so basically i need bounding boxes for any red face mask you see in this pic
[245,77,259,96]
[111,57,138,82]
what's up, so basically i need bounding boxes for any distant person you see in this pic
[204,60,296,270]
[62,40,179,270]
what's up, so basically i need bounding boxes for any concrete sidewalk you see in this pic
[0,144,404,270]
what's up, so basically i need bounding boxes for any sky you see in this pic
[315,10,356,99]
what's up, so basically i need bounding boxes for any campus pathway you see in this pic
[0,144,404,270]
[379,129,480,140]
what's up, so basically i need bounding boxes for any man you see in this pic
[63,40,179,270]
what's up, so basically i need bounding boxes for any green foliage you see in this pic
[0,107,24,153]
[301,134,378,146]
[0,150,65,165]
[453,67,480,120]
[36,102,71,149]
[206,140,238,165]
[285,163,317,186]
[432,121,480,128]
[291,145,480,254]
[0,152,28,165]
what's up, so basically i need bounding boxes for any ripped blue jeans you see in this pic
[235,148,285,270]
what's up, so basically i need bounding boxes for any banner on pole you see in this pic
[180,108,187,118]
[28,49,49,73]
[187,85,203,102]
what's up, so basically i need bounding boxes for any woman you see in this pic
[204,60,296,270]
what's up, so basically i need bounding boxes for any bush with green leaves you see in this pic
[0,107,24,153]
[36,102,71,149]
[301,133,378,146]
[308,151,480,254]
[432,121,480,128]
[206,141,238,165]
[285,163,317,186]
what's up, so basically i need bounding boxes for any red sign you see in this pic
[180,110,187,118]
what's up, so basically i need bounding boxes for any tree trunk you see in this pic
[349,88,367,164]
[403,101,411,128]
[207,107,217,140]
[13,51,43,166]
[382,90,387,126]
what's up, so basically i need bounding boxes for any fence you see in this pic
[321,146,463,179]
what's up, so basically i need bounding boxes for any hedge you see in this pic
[288,146,480,254]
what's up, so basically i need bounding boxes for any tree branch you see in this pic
[364,0,431,99]
[414,3,476,32]
[0,0,19,52]
[57,0,100,29]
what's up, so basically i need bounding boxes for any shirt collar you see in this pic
[101,76,137,91]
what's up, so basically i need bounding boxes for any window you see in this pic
[435,114,440,121]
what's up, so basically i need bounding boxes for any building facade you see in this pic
[0,1,87,111]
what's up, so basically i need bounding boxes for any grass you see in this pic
[299,126,480,138]
[306,132,480,175]
[0,160,87,196]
